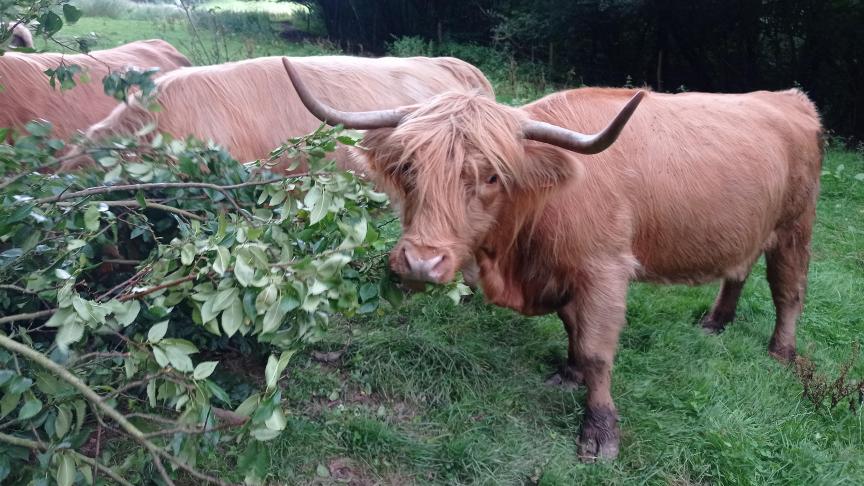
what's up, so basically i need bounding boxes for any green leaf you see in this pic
[62,4,83,24]
[84,204,100,232]
[235,394,260,418]
[148,320,169,343]
[309,191,332,225]
[212,287,239,313]
[7,376,33,394]
[56,452,75,486]
[213,246,230,276]
[251,427,281,442]
[147,380,157,407]
[221,296,244,337]
[264,407,287,431]
[255,285,278,311]
[41,11,63,36]
[113,300,140,326]
[73,400,86,433]
[316,463,331,477]
[44,308,74,328]
[193,361,218,380]
[234,253,254,287]
[181,243,196,266]
[164,344,194,372]
[56,319,84,352]
[153,346,170,368]
[55,405,71,439]
[359,283,378,302]
[18,396,42,420]
[0,392,20,420]
[317,253,350,279]
[262,303,285,334]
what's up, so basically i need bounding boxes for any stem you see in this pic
[0,432,134,486]
[58,200,206,221]
[32,179,285,204]
[0,309,55,325]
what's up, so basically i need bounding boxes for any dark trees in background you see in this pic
[309,0,864,142]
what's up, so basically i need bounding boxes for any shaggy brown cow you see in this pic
[70,55,493,172]
[2,22,34,49]
[283,59,823,461]
[0,39,190,141]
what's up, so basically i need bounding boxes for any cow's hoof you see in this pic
[544,365,584,390]
[768,342,796,364]
[700,316,728,334]
[578,407,619,462]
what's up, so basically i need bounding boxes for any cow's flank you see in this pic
[68,55,494,173]
[0,39,190,142]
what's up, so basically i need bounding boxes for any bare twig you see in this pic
[150,449,177,486]
[58,199,206,221]
[0,432,134,486]
[0,309,55,325]
[0,284,37,295]
[97,266,151,302]
[117,274,197,301]
[101,259,142,266]
[69,352,131,367]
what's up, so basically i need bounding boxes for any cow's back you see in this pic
[524,88,822,283]
[90,55,494,166]
[0,40,189,140]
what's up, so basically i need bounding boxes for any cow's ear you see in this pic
[520,143,583,190]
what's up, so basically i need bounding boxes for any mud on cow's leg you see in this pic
[559,268,629,461]
[765,211,814,363]
[701,277,748,333]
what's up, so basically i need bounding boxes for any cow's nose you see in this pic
[403,246,447,282]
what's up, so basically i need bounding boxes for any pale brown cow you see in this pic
[2,22,34,49]
[0,39,190,140]
[283,58,823,461]
[68,55,493,172]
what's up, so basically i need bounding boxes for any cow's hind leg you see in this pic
[765,211,814,363]
[545,315,584,389]
[701,277,748,333]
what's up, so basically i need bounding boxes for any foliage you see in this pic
[0,118,420,483]
[313,0,864,143]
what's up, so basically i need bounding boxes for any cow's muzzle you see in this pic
[390,241,456,284]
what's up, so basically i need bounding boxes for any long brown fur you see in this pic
[0,39,190,141]
[3,23,34,48]
[358,86,823,460]
[74,55,494,172]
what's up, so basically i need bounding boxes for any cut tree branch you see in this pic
[0,335,238,486]
[0,432,134,486]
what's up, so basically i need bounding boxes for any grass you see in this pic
[37,13,864,484]
[199,0,306,18]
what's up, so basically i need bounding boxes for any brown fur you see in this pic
[72,55,493,171]
[0,39,190,141]
[358,86,823,459]
[3,23,34,49]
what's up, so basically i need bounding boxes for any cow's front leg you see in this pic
[545,314,584,389]
[561,269,628,462]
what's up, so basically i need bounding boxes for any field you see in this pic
[33,8,864,484]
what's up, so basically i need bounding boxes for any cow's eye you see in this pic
[486,174,498,184]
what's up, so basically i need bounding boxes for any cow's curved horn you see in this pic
[282,57,407,129]
[522,90,645,154]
